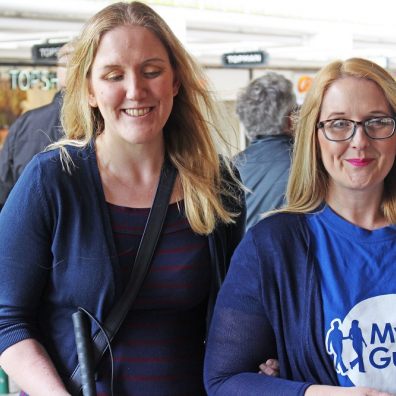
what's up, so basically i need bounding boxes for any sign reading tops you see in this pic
[222,51,268,67]
[31,43,67,63]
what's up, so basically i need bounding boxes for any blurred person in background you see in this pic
[234,72,296,230]
[0,2,245,395]
[204,58,396,395]
[0,41,73,209]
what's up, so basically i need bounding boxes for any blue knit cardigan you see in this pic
[204,212,338,395]
[0,144,245,383]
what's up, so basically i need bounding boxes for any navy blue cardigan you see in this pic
[0,144,245,383]
[204,213,338,395]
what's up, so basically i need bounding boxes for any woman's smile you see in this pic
[123,107,153,117]
[345,158,374,167]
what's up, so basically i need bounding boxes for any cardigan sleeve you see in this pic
[204,230,310,395]
[0,156,52,354]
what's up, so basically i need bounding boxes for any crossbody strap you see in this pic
[68,158,177,395]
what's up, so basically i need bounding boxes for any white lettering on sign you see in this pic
[38,47,59,59]
[226,53,263,64]
[8,69,58,91]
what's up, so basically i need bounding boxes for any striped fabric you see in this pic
[95,201,211,396]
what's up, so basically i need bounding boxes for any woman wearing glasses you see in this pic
[204,58,396,396]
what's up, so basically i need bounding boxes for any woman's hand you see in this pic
[258,362,394,396]
[305,385,395,396]
[258,359,279,377]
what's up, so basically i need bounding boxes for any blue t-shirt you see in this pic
[307,205,396,392]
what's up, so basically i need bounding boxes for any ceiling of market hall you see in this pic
[0,0,396,70]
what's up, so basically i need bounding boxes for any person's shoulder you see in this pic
[244,212,311,264]
[25,93,61,116]
[234,140,263,158]
[12,145,95,197]
[8,100,59,135]
[256,210,304,223]
[7,109,31,133]
[250,211,308,237]
[19,101,55,121]
[233,137,280,164]
[32,144,94,172]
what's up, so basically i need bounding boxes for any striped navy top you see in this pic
[95,201,211,396]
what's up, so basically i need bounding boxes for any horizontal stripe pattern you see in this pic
[94,201,210,395]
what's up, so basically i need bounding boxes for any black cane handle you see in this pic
[72,310,97,396]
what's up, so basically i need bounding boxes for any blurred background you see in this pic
[0,0,395,148]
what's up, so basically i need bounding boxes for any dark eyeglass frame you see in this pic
[316,117,396,142]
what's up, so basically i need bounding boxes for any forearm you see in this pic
[305,385,346,396]
[207,372,309,396]
[305,385,394,396]
[0,338,70,396]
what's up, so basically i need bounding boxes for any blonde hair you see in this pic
[50,1,241,234]
[282,58,396,222]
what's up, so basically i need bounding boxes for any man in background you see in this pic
[0,42,72,209]
[234,72,297,229]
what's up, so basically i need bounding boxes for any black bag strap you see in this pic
[68,158,177,395]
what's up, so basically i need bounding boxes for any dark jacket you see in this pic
[0,91,64,207]
[234,135,292,229]
[0,144,245,385]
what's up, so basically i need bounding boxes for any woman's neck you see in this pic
[95,132,165,176]
[326,184,388,230]
[95,133,165,208]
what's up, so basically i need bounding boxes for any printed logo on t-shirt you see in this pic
[325,294,396,392]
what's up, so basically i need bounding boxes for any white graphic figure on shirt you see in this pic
[325,294,396,393]
[326,318,349,374]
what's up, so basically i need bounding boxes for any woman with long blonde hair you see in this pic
[205,58,396,395]
[0,2,244,395]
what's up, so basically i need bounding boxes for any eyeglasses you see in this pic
[316,117,396,141]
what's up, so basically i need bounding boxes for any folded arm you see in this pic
[204,231,310,395]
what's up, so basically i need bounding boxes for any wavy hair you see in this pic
[236,72,296,140]
[281,58,396,223]
[50,1,241,234]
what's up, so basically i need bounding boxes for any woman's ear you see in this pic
[87,81,98,107]
[172,77,180,97]
[88,92,98,107]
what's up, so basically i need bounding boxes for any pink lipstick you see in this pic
[346,158,373,167]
